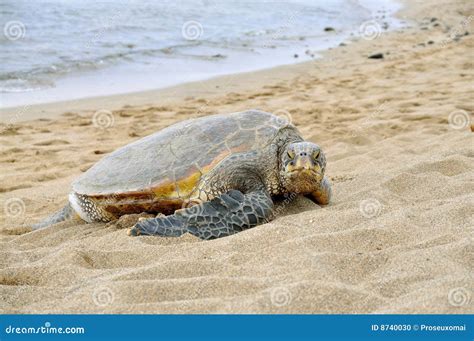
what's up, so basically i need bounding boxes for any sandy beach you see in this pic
[0,0,473,314]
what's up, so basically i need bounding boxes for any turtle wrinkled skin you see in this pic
[34,110,332,239]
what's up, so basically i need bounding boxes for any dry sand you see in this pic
[0,0,473,314]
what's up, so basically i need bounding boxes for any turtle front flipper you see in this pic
[128,189,274,240]
[310,177,332,205]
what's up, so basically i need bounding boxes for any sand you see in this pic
[0,0,473,314]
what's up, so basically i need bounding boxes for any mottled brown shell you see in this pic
[73,110,293,201]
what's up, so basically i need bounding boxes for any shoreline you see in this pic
[0,0,407,123]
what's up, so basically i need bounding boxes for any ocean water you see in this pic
[0,0,403,107]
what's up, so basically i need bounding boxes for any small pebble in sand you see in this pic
[368,53,384,59]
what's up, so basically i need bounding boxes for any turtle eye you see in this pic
[287,150,295,159]
[312,150,320,160]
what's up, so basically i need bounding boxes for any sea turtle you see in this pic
[34,110,331,239]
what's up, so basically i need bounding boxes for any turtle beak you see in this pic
[294,156,313,172]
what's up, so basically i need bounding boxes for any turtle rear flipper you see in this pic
[128,189,274,240]
[32,203,79,230]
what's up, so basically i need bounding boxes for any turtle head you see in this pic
[280,142,326,193]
